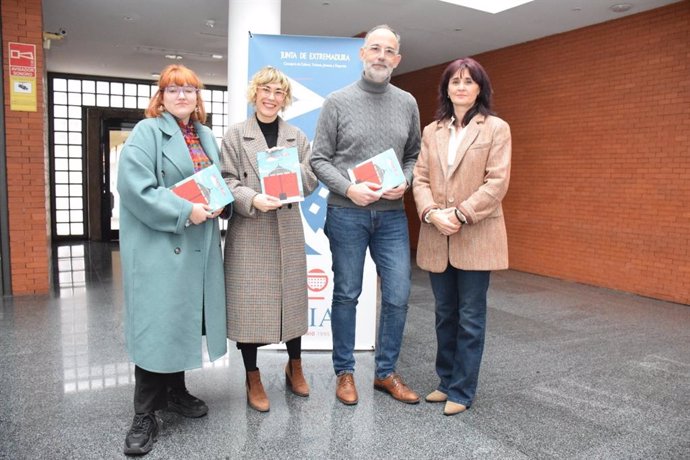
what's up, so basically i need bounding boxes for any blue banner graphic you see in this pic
[248,34,376,350]
[249,34,363,255]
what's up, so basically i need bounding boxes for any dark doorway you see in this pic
[85,109,214,241]
[85,108,142,241]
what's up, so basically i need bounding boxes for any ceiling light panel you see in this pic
[136,46,224,61]
[438,0,534,14]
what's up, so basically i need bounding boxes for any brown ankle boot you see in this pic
[285,359,309,397]
[246,369,269,412]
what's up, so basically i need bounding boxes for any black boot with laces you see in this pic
[123,412,158,455]
[167,387,209,418]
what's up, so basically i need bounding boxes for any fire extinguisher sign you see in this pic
[8,42,37,111]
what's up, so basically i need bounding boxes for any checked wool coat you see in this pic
[220,116,317,343]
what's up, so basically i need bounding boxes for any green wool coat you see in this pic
[117,111,227,373]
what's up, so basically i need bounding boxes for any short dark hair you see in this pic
[435,57,495,126]
[364,24,401,51]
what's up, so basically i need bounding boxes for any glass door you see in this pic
[84,108,142,241]
[102,124,134,240]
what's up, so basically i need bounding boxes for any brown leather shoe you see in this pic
[285,359,309,397]
[246,369,270,412]
[335,373,358,405]
[443,401,467,416]
[373,373,420,404]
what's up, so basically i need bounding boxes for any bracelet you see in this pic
[453,208,467,225]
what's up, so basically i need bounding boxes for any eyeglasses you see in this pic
[163,85,198,96]
[364,44,398,58]
[258,86,287,100]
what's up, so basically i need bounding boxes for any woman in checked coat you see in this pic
[220,66,317,412]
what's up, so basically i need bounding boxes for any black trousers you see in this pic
[133,365,186,414]
[237,337,302,371]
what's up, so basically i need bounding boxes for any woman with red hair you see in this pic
[117,64,227,455]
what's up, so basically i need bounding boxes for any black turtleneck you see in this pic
[256,115,279,149]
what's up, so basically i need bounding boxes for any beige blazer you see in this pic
[413,114,511,273]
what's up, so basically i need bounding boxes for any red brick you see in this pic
[3,0,50,295]
[395,2,690,305]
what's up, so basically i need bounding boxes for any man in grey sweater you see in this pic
[310,24,421,406]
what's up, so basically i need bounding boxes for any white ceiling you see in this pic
[42,0,681,87]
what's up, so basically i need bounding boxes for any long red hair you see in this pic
[145,64,207,124]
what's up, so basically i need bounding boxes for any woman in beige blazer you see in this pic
[413,57,511,416]
[220,67,317,412]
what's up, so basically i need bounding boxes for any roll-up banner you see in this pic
[249,34,376,350]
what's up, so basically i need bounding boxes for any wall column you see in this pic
[227,0,281,125]
[1,0,50,295]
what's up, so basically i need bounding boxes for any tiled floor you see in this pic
[1,241,689,459]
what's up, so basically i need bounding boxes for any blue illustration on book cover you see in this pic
[347,148,405,192]
[257,147,304,203]
[170,163,234,212]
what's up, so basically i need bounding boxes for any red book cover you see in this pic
[264,172,300,201]
[171,179,206,204]
[350,161,382,186]
[169,164,234,211]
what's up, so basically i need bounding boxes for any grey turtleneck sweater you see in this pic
[310,75,421,210]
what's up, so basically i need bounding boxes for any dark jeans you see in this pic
[133,365,185,414]
[429,267,490,407]
[325,207,411,379]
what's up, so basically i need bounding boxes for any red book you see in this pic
[169,164,234,211]
[347,149,404,192]
[257,147,304,203]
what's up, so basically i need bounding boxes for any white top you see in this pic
[447,116,467,168]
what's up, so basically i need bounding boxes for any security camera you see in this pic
[43,30,66,41]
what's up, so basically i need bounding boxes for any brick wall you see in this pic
[395,2,690,305]
[2,0,50,294]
